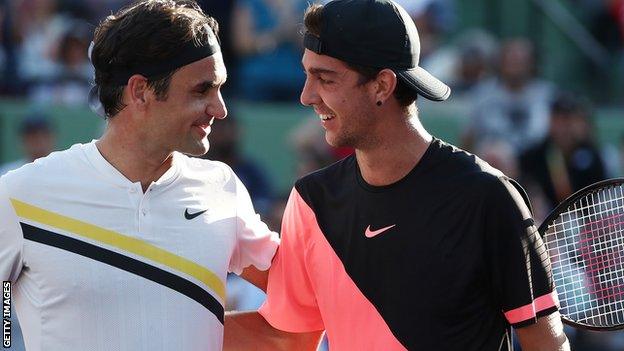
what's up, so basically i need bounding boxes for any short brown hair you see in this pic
[91,0,219,117]
[303,3,418,107]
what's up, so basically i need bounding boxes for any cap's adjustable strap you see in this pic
[304,32,323,54]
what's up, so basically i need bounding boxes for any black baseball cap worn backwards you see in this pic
[304,0,451,101]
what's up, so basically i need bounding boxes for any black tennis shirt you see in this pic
[262,138,558,350]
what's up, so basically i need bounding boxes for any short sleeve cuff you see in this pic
[259,300,325,333]
[504,291,560,327]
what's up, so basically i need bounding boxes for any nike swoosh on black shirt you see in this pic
[184,209,208,220]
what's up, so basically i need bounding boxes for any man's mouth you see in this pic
[193,118,214,129]
[316,110,335,121]
[192,119,213,137]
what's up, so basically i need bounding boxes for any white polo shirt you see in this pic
[0,141,279,351]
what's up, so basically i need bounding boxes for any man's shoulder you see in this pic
[0,159,27,177]
[1,143,88,187]
[431,142,530,214]
[431,138,493,169]
[432,139,508,187]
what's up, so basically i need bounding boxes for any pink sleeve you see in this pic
[259,188,324,332]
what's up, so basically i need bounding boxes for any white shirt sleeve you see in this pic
[228,173,279,275]
[0,178,25,283]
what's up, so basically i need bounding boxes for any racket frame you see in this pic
[538,177,624,331]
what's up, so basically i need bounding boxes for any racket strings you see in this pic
[544,183,624,328]
[549,196,624,229]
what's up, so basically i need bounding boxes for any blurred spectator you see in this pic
[28,21,93,105]
[57,0,94,19]
[589,0,624,53]
[1,0,21,95]
[462,38,555,154]
[0,2,5,82]
[0,113,55,176]
[80,0,132,23]
[416,28,497,102]
[394,0,455,56]
[519,92,607,209]
[612,0,624,41]
[14,0,70,85]
[585,0,624,103]
[449,29,498,97]
[231,0,307,101]
[603,131,624,177]
[205,115,274,216]
[600,131,624,178]
[475,139,519,179]
[394,0,456,83]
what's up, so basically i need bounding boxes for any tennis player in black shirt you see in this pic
[224,1,570,350]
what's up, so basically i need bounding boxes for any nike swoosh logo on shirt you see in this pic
[364,224,396,238]
[184,209,208,220]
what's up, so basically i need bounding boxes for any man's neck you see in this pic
[355,115,431,187]
[96,125,173,192]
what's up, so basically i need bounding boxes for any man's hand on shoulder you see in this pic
[239,265,269,292]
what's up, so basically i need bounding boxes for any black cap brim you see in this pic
[396,67,451,102]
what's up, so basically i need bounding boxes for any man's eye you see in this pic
[197,86,213,94]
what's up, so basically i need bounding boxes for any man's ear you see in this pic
[372,69,397,105]
[126,74,150,111]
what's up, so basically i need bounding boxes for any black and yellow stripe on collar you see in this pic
[10,199,226,323]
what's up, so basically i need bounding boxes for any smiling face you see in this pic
[300,49,379,149]
[145,53,228,156]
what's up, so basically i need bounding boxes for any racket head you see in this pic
[539,178,624,331]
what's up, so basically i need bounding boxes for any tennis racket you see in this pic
[539,178,624,330]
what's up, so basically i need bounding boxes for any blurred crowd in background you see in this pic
[1,0,623,350]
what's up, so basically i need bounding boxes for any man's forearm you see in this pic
[224,311,323,351]
[515,313,570,351]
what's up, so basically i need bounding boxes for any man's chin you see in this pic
[325,134,350,149]
[180,142,209,157]
[325,133,338,147]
